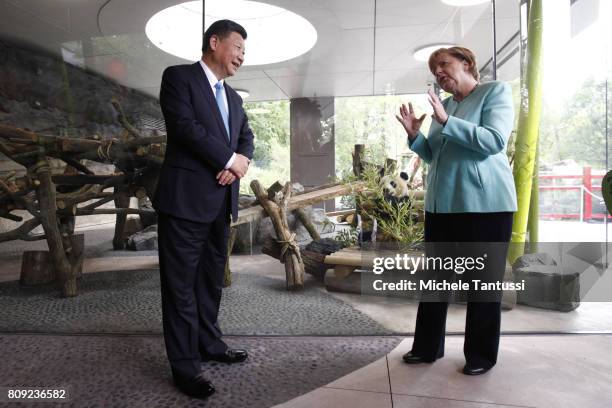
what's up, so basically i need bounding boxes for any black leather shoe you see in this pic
[402,352,428,364]
[462,365,491,376]
[203,348,248,363]
[174,373,215,399]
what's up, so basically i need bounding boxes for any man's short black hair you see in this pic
[202,19,247,53]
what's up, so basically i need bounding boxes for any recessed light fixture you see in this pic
[413,44,456,62]
[145,0,318,65]
[441,0,490,6]
[235,89,250,99]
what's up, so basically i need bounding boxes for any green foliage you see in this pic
[538,78,607,168]
[335,226,358,247]
[356,164,424,244]
[241,101,290,194]
[334,94,431,181]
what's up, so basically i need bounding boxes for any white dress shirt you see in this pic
[199,60,235,169]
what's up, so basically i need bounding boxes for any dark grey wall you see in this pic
[290,97,335,210]
[0,38,162,147]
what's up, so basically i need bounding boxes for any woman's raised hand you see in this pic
[427,88,449,125]
[396,102,426,140]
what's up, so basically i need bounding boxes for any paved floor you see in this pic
[276,335,612,408]
[2,224,612,406]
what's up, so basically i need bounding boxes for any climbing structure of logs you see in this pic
[250,180,305,290]
[0,101,164,297]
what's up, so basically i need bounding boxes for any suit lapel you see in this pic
[225,84,238,145]
[190,62,231,145]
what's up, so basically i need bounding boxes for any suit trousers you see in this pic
[411,211,513,368]
[157,191,230,380]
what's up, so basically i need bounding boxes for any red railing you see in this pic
[539,166,609,221]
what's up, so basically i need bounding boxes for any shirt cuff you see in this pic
[224,153,236,169]
[408,132,425,150]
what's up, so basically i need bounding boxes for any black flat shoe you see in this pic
[402,352,428,364]
[203,348,248,363]
[174,373,215,399]
[462,365,491,376]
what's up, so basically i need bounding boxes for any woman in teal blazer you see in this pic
[396,46,517,375]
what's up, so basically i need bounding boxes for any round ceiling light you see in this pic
[413,44,456,62]
[145,0,317,66]
[235,89,250,99]
[441,0,491,6]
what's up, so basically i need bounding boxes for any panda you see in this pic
[379,171,411,204]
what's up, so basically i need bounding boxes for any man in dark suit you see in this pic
[153,19,254,399]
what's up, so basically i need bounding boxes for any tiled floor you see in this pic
[275,335,612,408]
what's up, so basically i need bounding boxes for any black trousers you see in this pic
[411,211,513,368]
[157,193,230,380]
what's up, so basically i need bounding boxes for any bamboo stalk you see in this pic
[508,0,543,263]
[527,145,539,252]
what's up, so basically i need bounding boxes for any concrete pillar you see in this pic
[289,97,335,210]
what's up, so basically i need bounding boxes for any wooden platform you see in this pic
[323,246,424,278]
[231,182,367,227]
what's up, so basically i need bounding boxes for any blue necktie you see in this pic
[214,81,230,140]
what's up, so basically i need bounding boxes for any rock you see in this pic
[238,194,257,208]
[137,196,157,228]
[231,194,260,253]
[291,182,304,193]
[232,220,259,253]
[512,252,557,271]
[501,264,516,311]
[126,224,158,251]
[256,206,335,244]
[513,265,580,312]
[294,207,335,242]
[256,213,296,244]
[122,217,143,239]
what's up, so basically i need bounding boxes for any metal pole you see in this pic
[491,0,497,80]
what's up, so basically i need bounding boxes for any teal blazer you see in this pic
[409,81,517,213]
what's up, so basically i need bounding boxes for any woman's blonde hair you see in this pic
[428,46,480,81]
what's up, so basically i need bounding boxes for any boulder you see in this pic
[126,224,158,251]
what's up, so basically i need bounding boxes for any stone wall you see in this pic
[0,39,163,234]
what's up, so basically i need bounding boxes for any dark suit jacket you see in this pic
[153,62,255,223]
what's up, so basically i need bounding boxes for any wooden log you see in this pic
[262,237,282,261]
[293,207,321,240]
[334,265,356,278]
[68,233,85,279]
[302,238,346,280]
[59,156,94,175]
[113,185,130,250]
[0,211,22,222]
[20,251,55,285]
[51,174,124,186]
[224,227,238,287]
[251,180,304,290]
[32,158,78,297]
[325,208,355,217]
[0,218,41,243]
[353,144,365,177]
[111,98,143,140]
[58,137,102,152]
[72,208,155,216]
[232,181,366,227]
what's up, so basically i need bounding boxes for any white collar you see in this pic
[199,59,224,90]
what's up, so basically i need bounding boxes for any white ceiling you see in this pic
[0,0,520,101]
